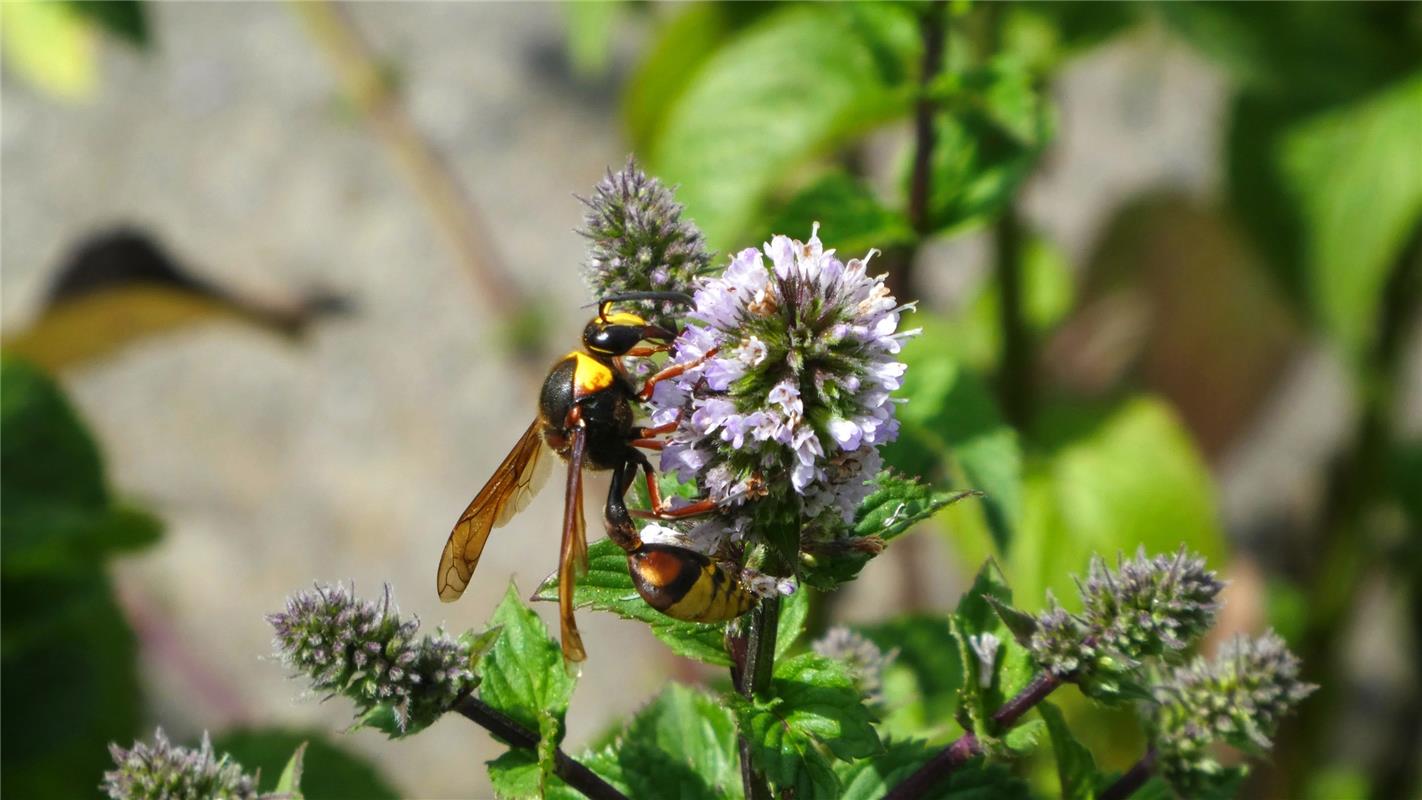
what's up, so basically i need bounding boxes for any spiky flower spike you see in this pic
[267,582,473,733]
[1151,632,1315,796]
[579,157,712,328]
[103,729,257,800]
[648,225,916,549]
[1026,547,1224,697]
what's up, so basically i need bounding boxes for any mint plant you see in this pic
[103,163,1313,800]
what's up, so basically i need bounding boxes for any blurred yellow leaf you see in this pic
[2,286,247,371]
[0,1,99,101]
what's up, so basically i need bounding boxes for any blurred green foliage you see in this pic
[1,357,399,797]
[0,357,155,798]
[213,729,401,800]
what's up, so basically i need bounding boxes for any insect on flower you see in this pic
[435,293,756,662]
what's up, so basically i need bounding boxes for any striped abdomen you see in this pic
[628,544,756,622]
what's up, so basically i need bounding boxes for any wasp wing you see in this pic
[437,418,551,602]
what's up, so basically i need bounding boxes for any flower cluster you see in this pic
[1150,632,1315,795]
[103,729,257,800]
[1026,548,1223,695]
[647,225,915,546]
[267,583,473,733]
[579,158,712,328]
[813,626,897,707]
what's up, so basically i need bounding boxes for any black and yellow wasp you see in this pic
[436,293,755,661]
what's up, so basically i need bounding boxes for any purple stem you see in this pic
[882,672,1063,800]
[1100,748,1158,800]
[452,694,627,800]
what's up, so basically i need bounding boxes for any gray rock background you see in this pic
[4,4,1413,798]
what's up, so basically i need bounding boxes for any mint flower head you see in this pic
[267,582,473,733]
[103,729,257,800]
[1024,548,1224,696]
[1151,632,1315,795]
[648,225,916,531]
[580,158,712,327]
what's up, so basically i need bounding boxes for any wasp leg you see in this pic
[629,438,665,451]
[556,411,589,663]
[638,347,720,401]
[631,496,722,520]
[603,457,643,553]
[638,419,679,437]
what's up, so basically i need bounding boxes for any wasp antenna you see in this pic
[597,291,695,307]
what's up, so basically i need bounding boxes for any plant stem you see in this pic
[995,203,1033,430]
[452,693,627,800]
[735,595,781,800]
[1099,748,1157,800]
[291,2,532,343]
[882,0,948,302]
[907,0,947,237]
[883,671,1062,799]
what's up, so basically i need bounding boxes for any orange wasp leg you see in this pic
[557,406,589,662]
[638,347,721,401]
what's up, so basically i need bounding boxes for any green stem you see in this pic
[735,595,781,800]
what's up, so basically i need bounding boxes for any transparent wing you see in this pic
[436,418,549,602]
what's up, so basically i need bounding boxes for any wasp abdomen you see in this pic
[628,544,756,623]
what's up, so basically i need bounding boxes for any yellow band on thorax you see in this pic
[570,351,615,395]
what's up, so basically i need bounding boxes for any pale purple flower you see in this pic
[648,225,915,529]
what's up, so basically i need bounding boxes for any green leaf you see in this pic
[854,474,979,543]
[775,586,810,659]
[804,474,976,590]
[1001,718,1044,755]
[762,172,917,256]
[1,357,107,514]
[651,4,917,250]
[884,335,1022,552]
[1156,4,1419,103]
[835,740,1032,800]
[1010,397,1225,612]
[950,561,1036,754]
[65,0,148,48]
[2,503,161,578]
[999,4,1139,75]
[984,596,1037,648]
[2,573,141,800]
[734,653,883,799]
[478,583,576,789]
[1039,702,1098,800]
[0,1,97,101]
[1280,73,1422,363]
[274,743,306,800]
[488,749,543,800]
[924,57,1053,235]
[0,357,155,799]
[561,0,620,77]
[622,3,771,154]
[614,684,742,800]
